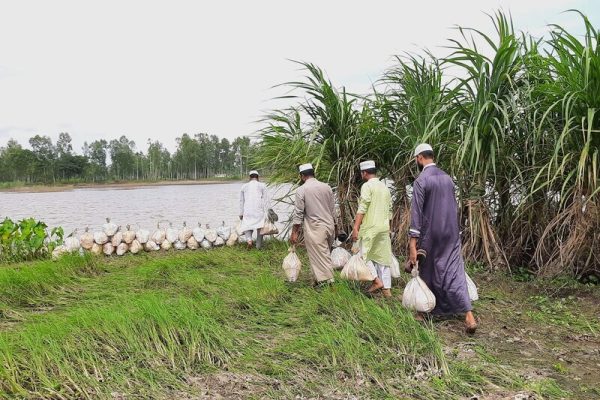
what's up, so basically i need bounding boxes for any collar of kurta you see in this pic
[423,163,436,170]
[368,177,380,182]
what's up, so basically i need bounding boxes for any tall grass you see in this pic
[254,10,599,278]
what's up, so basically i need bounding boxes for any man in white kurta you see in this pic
[239,170,267,249]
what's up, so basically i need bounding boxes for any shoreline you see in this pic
[0,179,242,193]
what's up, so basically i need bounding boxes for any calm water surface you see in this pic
[0,183,292,235]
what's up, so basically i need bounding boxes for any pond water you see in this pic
[0,183,292,236]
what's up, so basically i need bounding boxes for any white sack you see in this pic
[103,242,115,256]
[136,228,150,244]
[282,247,301,282]
[111,228,123,247]
[80,228,94,250]
[259,219,278,236]
[179,222,193,242]
[145,240,160,252]
[91,243,103,255]
[123,225,136,244]
[226,232,238,247]
[192,223,205,242]
[64,235,81,252]
[201,239,212,249]
[116,243,129,256]
[341,254,375,281]
[390,255,401,279]
[331,247,351,270]
[187,236,199,250]
[465,272,479,301]
[166,224,178,243]
[216,222,231,241]
[402,266,436,313]
[102,218,118,237]
[52,245,68,260]
[204,225,218,243]
[161,240,172,250]
[93,231,108,245]
[174,240,187,250]
[129,239,143,254]
[151,224,166,244]
[214,237,225,247]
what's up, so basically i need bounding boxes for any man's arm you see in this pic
[239,187,245,220]
[290,187,305,244]
[408,180,425,266]
[352,183,371,242]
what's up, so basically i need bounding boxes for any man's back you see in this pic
[294,178,335,227]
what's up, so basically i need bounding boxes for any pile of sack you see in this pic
[52,218,243,259]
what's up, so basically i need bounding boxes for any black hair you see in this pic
[362,168,377,175]
[420,150,434,160]
[249,173,259,179]
[300,169,315,177]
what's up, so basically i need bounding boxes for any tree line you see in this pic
[0,133,255,183]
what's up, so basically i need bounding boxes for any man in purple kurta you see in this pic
[408,144,477,334]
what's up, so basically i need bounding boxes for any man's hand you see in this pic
[352,227,359,242]
[290,230,298,245]
[239,215,243,220]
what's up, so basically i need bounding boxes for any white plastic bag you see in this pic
[80,227,94,250]
[91,242,103,255]
[136,228,150,244]
[192,223,205,242]
[260,219,278,236]
[402,265,436,313]
[129,239,143,254]
[116,242,129,256]
[174,240,187,250]
[64,234,81,252]
[144,240,160,252]
[123,225,136,244]
[93,231,108,245]
[341,255,375,281]
[282,247,301,282]
[226,232,238,247]
[103,242,115,256]
[166,223,178,243]
[151,223,166,244]
[331,247,351,270]
[201,239,212,249]
[52,245,68,260]
[214,237,225,247]
[341,244,374,281]
[187,236,199,250]
[161,240,172,250]
[390,255,401,279]
[465,272,479,301]
[204,225,218,243]
[179,222,193,242]
[216,221,231,241]
[103,218,118,237]
[235,222,244,236]
[111,227,123,247]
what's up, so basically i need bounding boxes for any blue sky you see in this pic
[0,0,597,153]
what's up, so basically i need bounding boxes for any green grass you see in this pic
[0,245,590,399]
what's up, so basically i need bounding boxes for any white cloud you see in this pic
[0,0,595,152]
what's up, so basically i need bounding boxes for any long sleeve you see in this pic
[409,179,424,238]
[329,189,335,223]
[239,186,245,216]
[357,182,371,215]
[292,187,305,225]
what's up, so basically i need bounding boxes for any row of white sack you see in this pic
[53,219,244,259]
[283,246,479,313]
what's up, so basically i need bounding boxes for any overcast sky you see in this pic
[0,0,597,153]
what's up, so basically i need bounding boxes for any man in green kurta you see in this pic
[352,160,394,297]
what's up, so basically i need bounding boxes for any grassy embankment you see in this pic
[0,244,598,399]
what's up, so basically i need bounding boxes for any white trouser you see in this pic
[367,261,391,289]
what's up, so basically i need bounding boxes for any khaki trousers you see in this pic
[303,220,335,283]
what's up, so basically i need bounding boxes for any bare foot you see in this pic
[415,312,425,322]
[465,311,477,334]
[246,241,253,250]
[367,278,384,293]
[382,289,392,298]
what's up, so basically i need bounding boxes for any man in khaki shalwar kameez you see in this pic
[290,163,336,285]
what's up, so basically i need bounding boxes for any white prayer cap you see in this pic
[249,170,259,176]
[299,163,314,173]
[414,143,433,157]
[360,160,376,171]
